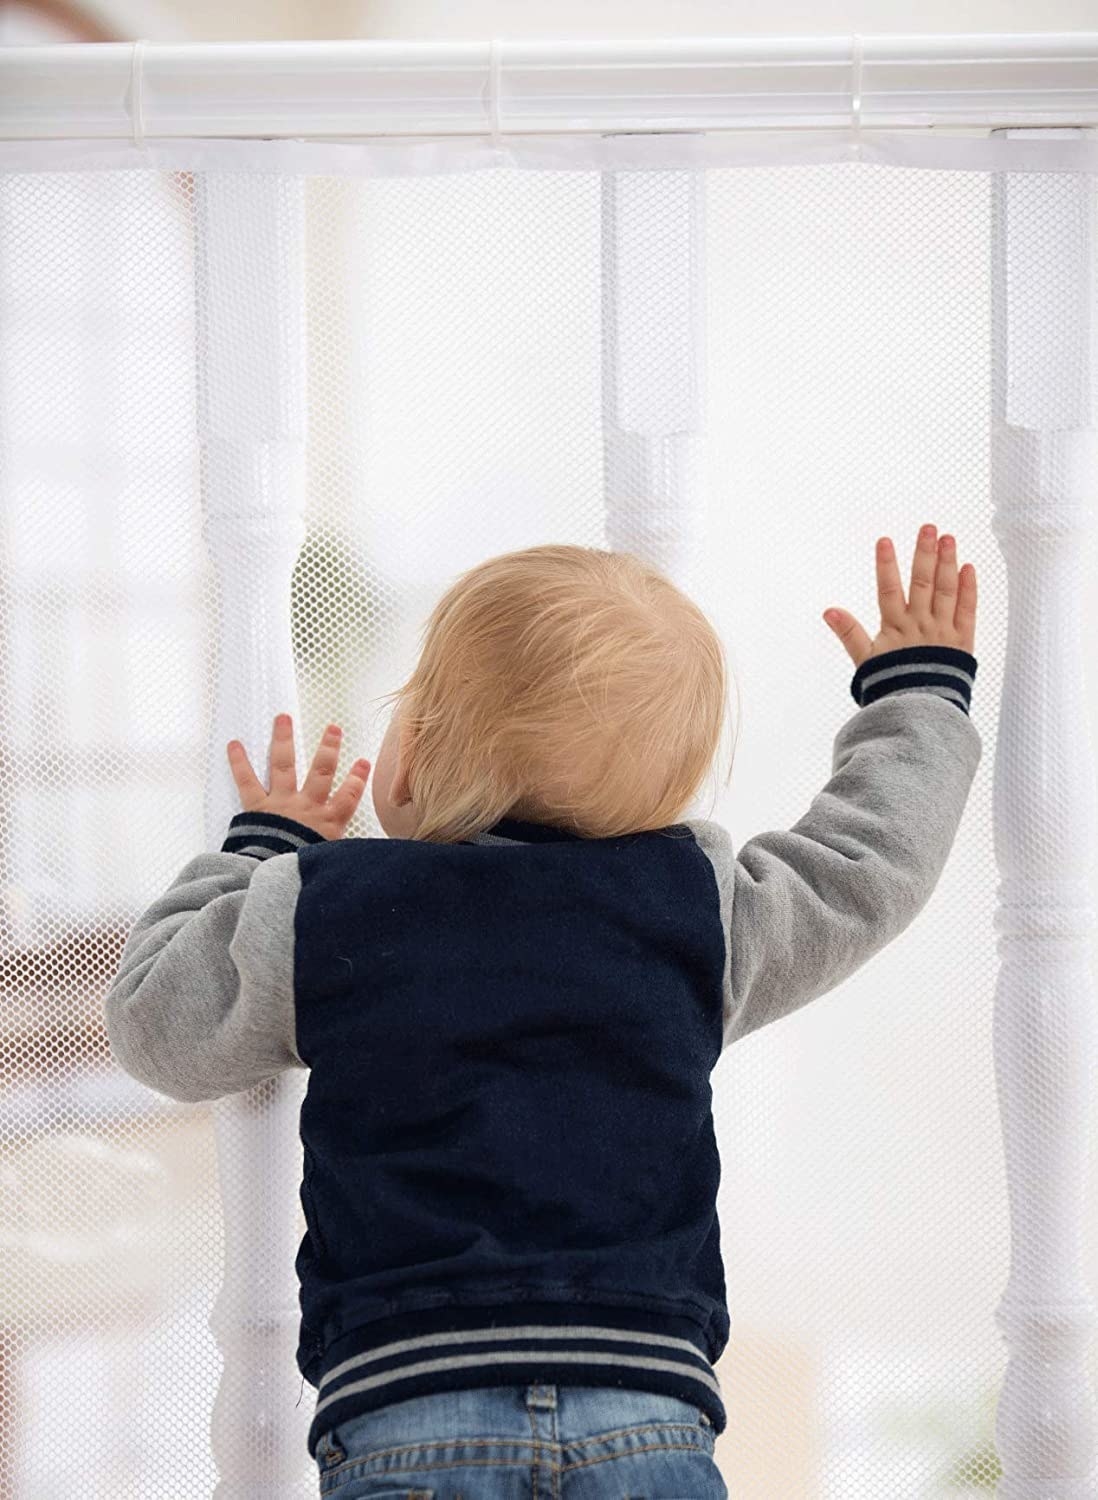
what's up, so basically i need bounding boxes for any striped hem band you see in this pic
[305,1302,726,1458]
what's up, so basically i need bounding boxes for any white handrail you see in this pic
[1,34,1098,140]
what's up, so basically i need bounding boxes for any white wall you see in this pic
[9,0,1095,44]
[359,1,1098,38]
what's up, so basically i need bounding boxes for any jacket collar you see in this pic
[472,816,585,844]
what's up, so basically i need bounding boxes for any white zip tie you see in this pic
[129,38,148,148]
[488,38,503,145]
[851,34,863,138]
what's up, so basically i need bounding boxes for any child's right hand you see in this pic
[823,522,977,669]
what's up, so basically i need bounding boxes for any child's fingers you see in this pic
[823,608,873,667]
[876,536,908,629]
[907,523,938,621]
[932,533,958,627]
[268,713,298,796]
[956,561,977,651]
[226,740,266,802]
[328,760,371,825]
[300,723,344,804]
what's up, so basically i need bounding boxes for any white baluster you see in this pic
[991,127,1098,1498]
[601,159,706,586]
[194,171,313,1496]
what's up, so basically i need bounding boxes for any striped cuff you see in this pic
[221,809,327,860]
[851,645,977,716]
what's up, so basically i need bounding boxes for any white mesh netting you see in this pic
[1,132,1096,1496]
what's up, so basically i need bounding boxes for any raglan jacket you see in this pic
[103,643,981,1455]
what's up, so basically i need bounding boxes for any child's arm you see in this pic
[103,812,322,1102]
[687,524,981,1053]
[104,716,371,1102]
[687,656,981,1052]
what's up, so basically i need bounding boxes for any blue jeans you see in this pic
[315,1382,727,1498]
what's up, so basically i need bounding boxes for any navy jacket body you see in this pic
[292,818,729,1447]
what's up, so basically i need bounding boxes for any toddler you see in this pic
[105,526,980,1499]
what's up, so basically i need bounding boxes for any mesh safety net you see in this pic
[1,130,1097,1497]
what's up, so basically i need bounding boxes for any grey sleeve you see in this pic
[103,848,305,1103]
[685,688,982,1053]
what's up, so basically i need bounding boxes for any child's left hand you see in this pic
[227,714,371,841]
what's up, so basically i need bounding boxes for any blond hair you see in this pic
[375,544,736,844]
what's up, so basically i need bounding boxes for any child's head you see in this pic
[371,544,732,844]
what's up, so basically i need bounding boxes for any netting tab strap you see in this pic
[129,38,148,148]
[488,38,503,146]
[851,34,863,137]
